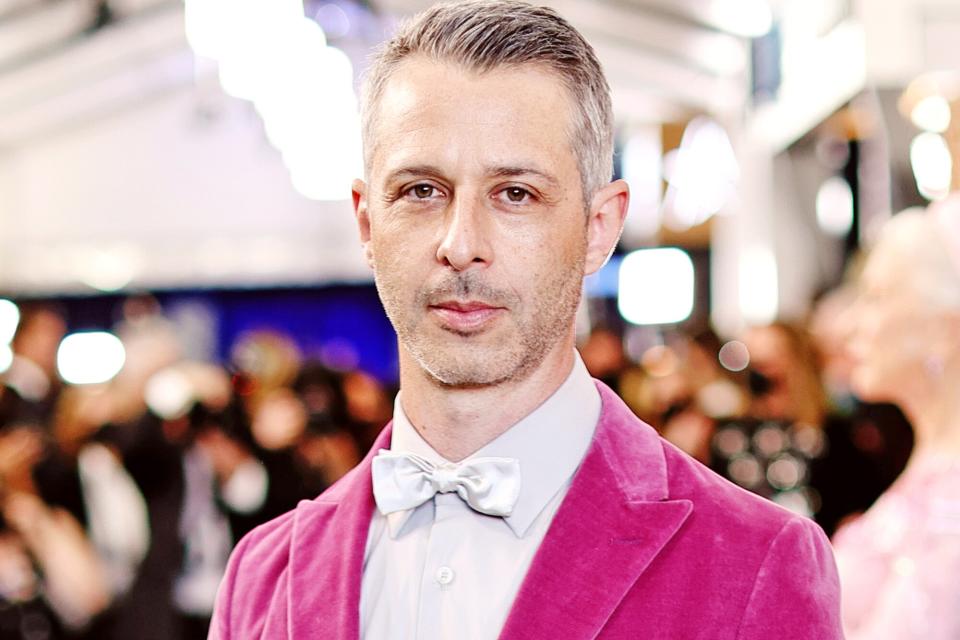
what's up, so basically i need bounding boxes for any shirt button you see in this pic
[435,566,455,585]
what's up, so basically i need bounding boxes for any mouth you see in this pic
[428,300,506,333]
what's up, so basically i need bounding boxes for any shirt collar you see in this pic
[384,352,601,539]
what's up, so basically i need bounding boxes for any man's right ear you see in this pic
[352,178,375,269]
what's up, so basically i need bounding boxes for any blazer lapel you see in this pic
[286,425,393,639]
[499,385,692,640]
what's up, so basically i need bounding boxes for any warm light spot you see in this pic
[718,340,750,372]
[640,345,679,378]
[910,95,951,133]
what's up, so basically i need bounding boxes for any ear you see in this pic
[934,308,960,355]
[584,179,629,275]
[352,178,375,269]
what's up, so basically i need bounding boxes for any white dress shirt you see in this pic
[360,353,601,640]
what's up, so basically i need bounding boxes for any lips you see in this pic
[428,300,505,332]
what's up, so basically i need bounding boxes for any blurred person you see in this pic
[656,331,747,464]
[341,369,393,452]
[710,322,885,535]
[44,386,150,605]
[230,330,302,404]
[579,326,626,389]
[100,309,263,640]
[1,305,67,426]
[180,393,267,640]
[742,323,827,426]
[0,426,110,638]
[130,362,266,640]
[211,3,841,639]
[291,362,362,485]
[833,197,960,639]
[809,286,914,492]
[243,362,362,526]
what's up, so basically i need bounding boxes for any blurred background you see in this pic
[0,0,957,637]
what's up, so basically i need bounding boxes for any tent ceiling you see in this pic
[0,0,765,149]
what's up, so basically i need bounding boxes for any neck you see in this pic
[397,337,577,462]
[900,365,960,460]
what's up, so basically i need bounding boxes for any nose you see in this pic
[436,195,493,270]
[836,296,861,344]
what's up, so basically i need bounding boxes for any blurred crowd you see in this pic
[0,299,393,640]
[582,312,912,539]
[0,199,957,639]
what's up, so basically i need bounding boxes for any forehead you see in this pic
[366,56,577,177]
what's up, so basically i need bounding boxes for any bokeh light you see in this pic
[815,176,854,237]
[910,132,953,201]
[710,0,773,37]
[0,299,20,344]
[662,117,739,230]
[910,95,951,133]
[618,248,695,325]
[718,340,750,372]
[185,0,361,201]
[57,332,126,385]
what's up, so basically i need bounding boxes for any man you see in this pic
[209,2,842,638]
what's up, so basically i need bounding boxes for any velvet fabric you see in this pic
[209,382,842,639]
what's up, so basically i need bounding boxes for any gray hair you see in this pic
[870,205,960,310]
[360,0,614,200]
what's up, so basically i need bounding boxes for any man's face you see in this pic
[355,57,603,387]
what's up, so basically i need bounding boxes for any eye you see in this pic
[402,183,442,200]
[500,186,532,204]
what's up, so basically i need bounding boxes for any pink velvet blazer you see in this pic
[210,383,842,639]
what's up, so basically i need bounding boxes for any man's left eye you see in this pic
[501,187,531,203]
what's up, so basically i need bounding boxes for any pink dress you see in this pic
[833,450,960,639]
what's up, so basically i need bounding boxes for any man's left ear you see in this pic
[584,179,629,275]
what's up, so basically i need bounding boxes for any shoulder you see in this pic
[660,438,801,536]
[597,384,812,540]
[592,389,842,636]
[210,461,373,639]
[210,509,298,639]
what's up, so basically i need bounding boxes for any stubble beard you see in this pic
[375,257,586,389]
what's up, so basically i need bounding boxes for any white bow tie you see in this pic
[371,450,521,517]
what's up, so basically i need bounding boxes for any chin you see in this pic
[421,357,514,387]
[412,339,539,388]
[850,368,895,405]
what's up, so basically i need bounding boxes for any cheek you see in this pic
[371,226,428,273]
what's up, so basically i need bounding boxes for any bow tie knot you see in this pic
[372,450,521,517]
[430,465,461,494]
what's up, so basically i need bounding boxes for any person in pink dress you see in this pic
[834,194,960,639]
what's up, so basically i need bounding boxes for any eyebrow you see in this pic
[382,165,447,185]
[382,164,562,189]
[485,165,562,189]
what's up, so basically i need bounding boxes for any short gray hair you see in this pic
[360,0,614,200]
